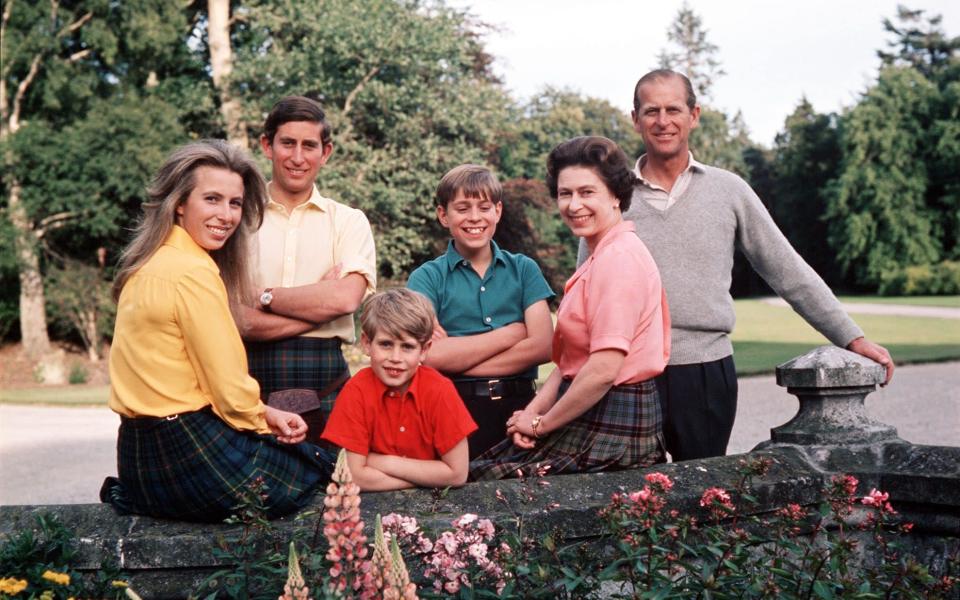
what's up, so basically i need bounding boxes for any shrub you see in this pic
[0,514,133,599]
[68,363,88,385]
[878,260,960,295]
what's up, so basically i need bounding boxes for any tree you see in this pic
[656,1,725,101]
[1,0,107,381]
[0,0,209,377]
[878,5,959,83]
[656,3,754,179]
[770,98,843,285]
[826,6,959,289]
[826,66,941,288]
[689,108,750,176]
[207,0,247,146]
[229,0,513,279]
[498,88,642,181]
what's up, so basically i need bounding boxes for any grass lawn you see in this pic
[0,385,109,406]
[836,295,960,308]
[732,299,960,374]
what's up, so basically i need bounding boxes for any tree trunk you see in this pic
[8,181,49,359]
[7,181,66,383]
[208,0,247,147]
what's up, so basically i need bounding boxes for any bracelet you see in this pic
[531,415,543,439]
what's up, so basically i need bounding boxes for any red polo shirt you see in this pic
[321,366,477,459]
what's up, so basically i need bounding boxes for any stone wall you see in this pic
[2,347,958,598]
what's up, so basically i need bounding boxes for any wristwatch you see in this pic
[259,288,274,311]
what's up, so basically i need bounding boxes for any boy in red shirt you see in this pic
[321,288,477,491]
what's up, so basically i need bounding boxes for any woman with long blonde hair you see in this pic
[101,140,332,521]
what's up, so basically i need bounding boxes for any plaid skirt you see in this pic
[100,407,334,522]
[246,336,349,417]
[469,378,665,481]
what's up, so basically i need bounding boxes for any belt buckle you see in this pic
[487,379,502,401]
[165,414,180,421]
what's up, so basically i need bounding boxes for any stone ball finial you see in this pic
[776,345,885,389]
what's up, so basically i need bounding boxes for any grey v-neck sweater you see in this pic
[579,163,862,365]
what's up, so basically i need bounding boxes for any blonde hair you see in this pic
[360,288,435,346]
[112,140,266,305]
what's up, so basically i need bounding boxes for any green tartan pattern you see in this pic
[469,379,665,480]
[101,407,333,522]
[246,336,349,418]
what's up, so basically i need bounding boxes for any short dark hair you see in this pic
[361,288,435,346]
[435,164,502,208]
[633,69,697,112]
[545,136,637,211]
[262,96,332,146]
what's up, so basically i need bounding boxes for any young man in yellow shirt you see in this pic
[235,96,377,441]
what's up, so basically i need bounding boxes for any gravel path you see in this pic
[760,297,960,319]
[2,361,958,506]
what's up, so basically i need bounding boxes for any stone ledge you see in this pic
[5,443,959,599]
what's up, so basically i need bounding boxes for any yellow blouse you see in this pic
[109,225,269,433]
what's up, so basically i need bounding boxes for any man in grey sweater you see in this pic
[580,69,894,461]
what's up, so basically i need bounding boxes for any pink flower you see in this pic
[467,543,488,560]
[777,503,806,522]
[831,474,859,497]
[323,450,371,595]
[454,513,478,527]
[861,488,890,506]
[644,472,674,491]
[699,487,732,507]
[700,487,735,519]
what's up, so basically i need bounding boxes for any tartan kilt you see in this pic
[246,336,349,426]
[100,407,334,522]
[469,378,665,481]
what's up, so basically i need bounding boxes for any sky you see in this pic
[446,0,960,147]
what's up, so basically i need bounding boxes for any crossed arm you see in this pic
[343,439,470,492]
[423,300,554,376]
[237,269,368,342]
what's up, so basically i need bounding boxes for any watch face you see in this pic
[260,290,273,306]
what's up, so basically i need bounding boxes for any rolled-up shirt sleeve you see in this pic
[335,209,377,301]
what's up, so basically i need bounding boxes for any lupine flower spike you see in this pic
[323,449,370,595]
[386,537,419,600]
[363,514,390,599]
[279,542,311,600]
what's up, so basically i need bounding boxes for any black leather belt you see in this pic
[454,378,535,401]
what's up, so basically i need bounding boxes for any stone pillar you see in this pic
[767,345,898,446]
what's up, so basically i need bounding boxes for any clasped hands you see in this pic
[264,405,308,444]
[506,409,543,450]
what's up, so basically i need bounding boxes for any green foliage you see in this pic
[0,513,129,599]
[68,363,89,385]
[200,478,291,600]
[827,66,942,288]
[690,107,752,177]
[770,98,843,285]
[878,260,960,296]
[825,7,959,291]
[45,259,115,359]
[656,1,725,101]
[498,88,642,180]
[231,0,512,278]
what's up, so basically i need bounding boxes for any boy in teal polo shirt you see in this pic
[407,164,555,458]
